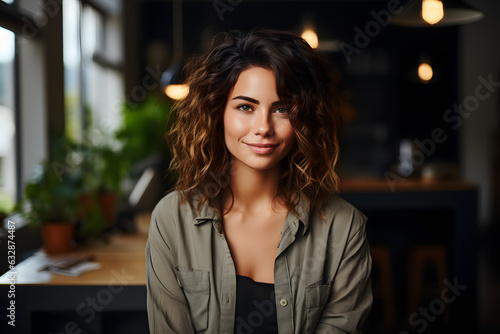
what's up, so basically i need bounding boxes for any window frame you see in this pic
[0,1,32,204]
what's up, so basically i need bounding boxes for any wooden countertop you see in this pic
[0,214,151,285]
[340,177,477,193]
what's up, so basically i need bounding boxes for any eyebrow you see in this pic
[232,95,283,107]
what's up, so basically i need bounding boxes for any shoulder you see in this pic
[151,189,215,225]
[149,191,180,236]
[317,193,367,235]
[152,190,183,214]
[150,190,200,233]
[152,189,206,214]
[323,194,366,220]
[151,190,180,223]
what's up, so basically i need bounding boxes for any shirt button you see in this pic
[279,298,288,307]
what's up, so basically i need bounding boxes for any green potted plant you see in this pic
[17,158,79,254]
[72,138,128,239]
[115,95,172,165]
[115,95,177,197]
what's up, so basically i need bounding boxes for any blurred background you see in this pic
[0,0,499,333]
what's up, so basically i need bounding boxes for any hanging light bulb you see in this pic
[421,0,444,25]
[418,62,433,83]
[164,84,189,100]
[301,28,319,49]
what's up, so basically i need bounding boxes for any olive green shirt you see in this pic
[146,191,372,333]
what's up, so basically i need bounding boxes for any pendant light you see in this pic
[391,0,484,27]
[161,0,189,100]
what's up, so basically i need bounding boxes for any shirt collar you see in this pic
[193,194,222,224]
[294,193,311,234]
[193,193,311,235]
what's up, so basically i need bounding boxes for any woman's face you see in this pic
[223,67,295,173]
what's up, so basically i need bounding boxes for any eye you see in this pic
[274,107,289,114]
[237,104,253,112]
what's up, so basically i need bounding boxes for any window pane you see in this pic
[81,5,123,133]
[0,27,16,212]
[65,2,124,138]
[63,0,83,140]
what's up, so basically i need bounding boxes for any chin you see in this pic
[247,160,283,171]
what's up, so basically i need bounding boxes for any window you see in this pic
[64,0,124,141]
[0,0,124,215]
[0,25,17,212]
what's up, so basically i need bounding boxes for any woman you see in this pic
[146,29,372,333]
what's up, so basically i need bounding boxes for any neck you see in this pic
[223,160,283,214]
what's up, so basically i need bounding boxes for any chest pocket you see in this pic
[175,266,210,331]
[305,278,333,333]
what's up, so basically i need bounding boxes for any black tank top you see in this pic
[234,275,278,334]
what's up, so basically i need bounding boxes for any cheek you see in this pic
[224,111,248,140]
[280,122,296,146]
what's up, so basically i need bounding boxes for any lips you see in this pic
[245,143,279,154]
[246,143,279,147]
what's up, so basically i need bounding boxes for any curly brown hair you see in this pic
[166,29,346,220]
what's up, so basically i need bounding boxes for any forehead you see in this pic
[228,67,278,98]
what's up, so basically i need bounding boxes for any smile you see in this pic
[244,143,279,154]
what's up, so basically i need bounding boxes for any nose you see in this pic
[252,110,274,137]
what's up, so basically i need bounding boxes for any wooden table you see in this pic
[0,214,151,333]
[0,233,148,286]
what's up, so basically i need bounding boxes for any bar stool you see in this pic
[370,245,396,333]
[407,245,450,324]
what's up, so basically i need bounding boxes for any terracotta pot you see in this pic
[98,191,117,227]
[79,192,116,227]
[78,194,95,221]
[41,222,75,254]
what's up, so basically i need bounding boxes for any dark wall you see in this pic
[136,0,459,178]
